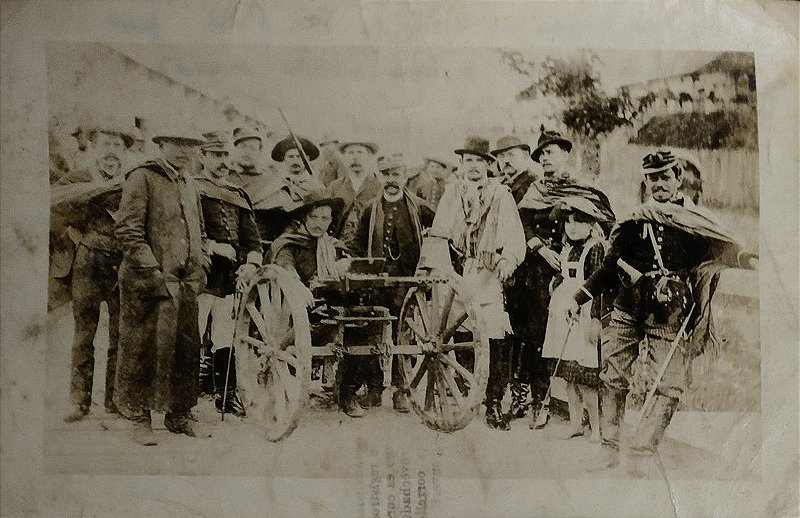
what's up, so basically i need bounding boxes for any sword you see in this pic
[278,108,317,178]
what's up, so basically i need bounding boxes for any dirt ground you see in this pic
[45,304,760,481]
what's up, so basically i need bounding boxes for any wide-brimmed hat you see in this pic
[271,135,320,162]
[531,129,573,162]
[289,188,345,219]
[338,140,380,155]
[377,153,407,172]
[200,130,229,153]
[423,154,453,169]
[232,126,263,146]
[491,135,531,157]
[151,129,204,147]
[642,150,680,175]
[87,121,136,149]
[454,136,495,162]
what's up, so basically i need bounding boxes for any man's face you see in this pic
[460,153,489,182]
[424,160,448,179]
[93,132,126,174]
[378,167,408,197]
[303,205,333,238]
[565,215,592,241]
[342,144,373,176]
[540,144,570,177]
[284,148,305,176]
[645,168,682,202]
[496,147,529,179]
[201,149,229,178]
[160,140,197,170]
[234,138,262,169]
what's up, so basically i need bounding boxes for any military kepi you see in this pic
[641,150,679,175]
[232,126,262,146]
[271,135,320,162]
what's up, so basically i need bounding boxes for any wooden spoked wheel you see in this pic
[397,276,489,432]
[234,265,312,442]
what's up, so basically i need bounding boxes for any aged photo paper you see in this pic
[1,1,798,517]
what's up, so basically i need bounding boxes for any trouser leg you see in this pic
[104,285,120,409]
[69,248,102,410]
[484,338,510,404]
[578,384,601,442]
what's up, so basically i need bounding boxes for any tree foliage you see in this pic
[500,50,633,139]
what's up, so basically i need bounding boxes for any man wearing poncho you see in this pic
[568,150,758,475]
[429,136,526,430]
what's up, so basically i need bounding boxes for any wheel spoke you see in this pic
[403,316,427,341]
[424,366,436,411]
[441,309,469,344]
[409,355,431,389]
[439,351,475,387]
[436,286,456,336]
[439,358,467,410]
[246,302,270,341]
[413,290,432,335]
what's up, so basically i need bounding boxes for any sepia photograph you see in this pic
[2,1,797,517]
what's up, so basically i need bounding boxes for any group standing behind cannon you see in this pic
[50,119,757,476]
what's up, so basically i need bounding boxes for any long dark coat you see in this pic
[114,159,208,415]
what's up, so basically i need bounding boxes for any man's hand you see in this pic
[212,242,237,261]
[235,263,258,291]
[495,257,515,282]
[538,246,561,271]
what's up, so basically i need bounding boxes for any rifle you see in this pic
[278,108,317,179]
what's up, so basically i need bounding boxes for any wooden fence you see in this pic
[597,142,759,214]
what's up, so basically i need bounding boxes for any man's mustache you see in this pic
[102,153,120,162]
[385,183,400,189]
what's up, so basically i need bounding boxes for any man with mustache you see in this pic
[227,127,271,244]
[194,131,262,417]
[487,135,540,422]
[348,153,436,416]
[58,122,135,423]
[329,140,383,249]
[429,136,526,430]
[567,150,758,476]
[515,128,587,428]
[114,129,209,445]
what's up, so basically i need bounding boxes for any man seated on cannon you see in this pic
[195,131,263,417]
[349,153,435,416]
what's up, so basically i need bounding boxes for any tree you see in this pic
[499,49,632,140]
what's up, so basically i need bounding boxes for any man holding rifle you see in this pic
[567,150,758,476]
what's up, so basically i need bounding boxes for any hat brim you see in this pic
[200,145,229,153]
[233,135,263,146]
[271,137,320,162]
[339,142,379,154]
[642,163,680,176]
[454,149,495,162]
[152,135,204,146]
[289,196,345,219]
[490,143,531,157]
[531,138,572,162]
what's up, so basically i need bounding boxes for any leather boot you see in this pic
[629,394,679,455]
[131,412,157,446]
[342,396,365,418]
[199,350,214,397]
[485,400,510,431]
[214,348,246,417]
[164,411,196,437]
[392,389,410,413]
[508,381,530,420]
[63,405,89,423]
[599,385,628,450]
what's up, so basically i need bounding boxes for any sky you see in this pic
[111,43,719,162]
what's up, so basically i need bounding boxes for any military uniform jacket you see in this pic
[329,173,383,247]
[352,192,435,276]
[197,177,263,297]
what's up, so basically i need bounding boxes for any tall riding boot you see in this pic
[509,381,530,420]
[213,348,246,417]
[199,347,214,397]
[585,385,627,472]
[625,394,679,478]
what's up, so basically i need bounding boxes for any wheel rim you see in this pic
[235,265,311,441]
[398,276,488,432]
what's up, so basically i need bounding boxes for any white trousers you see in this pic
[197,292,236,352]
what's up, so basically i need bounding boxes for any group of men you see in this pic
[52,119,756,475]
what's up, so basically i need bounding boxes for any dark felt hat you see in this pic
[290,188,345,219]
[454,136,495,162]
[271,135,320,162]
[151,129,204,146]
[491,135,531,157]
[87,121,136,149]
[641,150,680,175]
[232,126,263,146]
[531,129,573,162]
[200,130,229,152]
